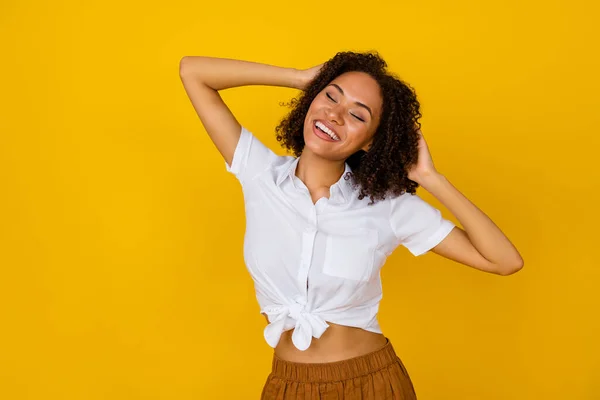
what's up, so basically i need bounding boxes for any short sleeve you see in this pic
[389,193,456,256]
[225,126,277,183]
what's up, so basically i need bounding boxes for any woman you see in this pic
[179,51,523,399]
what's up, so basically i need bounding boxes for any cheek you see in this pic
[348,123,371,141]
[304,103,317,121]
[307,99,323,112]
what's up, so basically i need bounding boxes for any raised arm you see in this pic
[408,130,524,276]
[178,56,309,166]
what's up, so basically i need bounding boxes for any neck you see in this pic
[295,149,346,191]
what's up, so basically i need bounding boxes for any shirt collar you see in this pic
[276,157,355,203]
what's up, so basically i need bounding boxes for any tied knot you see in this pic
[288,296,306,320]
[261,296,329,351]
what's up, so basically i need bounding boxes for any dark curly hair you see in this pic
[275,51,422,205]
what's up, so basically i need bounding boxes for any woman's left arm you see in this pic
[409,130,524,276]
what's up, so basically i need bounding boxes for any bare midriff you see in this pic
[263,314,388,363]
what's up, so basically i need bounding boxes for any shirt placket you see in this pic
[298,198,333,293]
[298,207,317,295]
[292,173,333,297]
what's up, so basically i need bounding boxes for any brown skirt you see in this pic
[261,338,418,399]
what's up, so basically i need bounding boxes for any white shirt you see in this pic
[225,126,456,351]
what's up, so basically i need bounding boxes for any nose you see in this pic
[326,103,344,125]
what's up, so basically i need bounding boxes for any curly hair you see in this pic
[275,51,423,205]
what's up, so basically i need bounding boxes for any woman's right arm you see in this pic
[179,56,309,167]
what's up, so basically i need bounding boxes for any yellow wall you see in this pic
[1,0,598,398]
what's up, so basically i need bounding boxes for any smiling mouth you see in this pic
[314,121,340,141]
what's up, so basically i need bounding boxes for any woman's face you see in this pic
[303,71,383,161]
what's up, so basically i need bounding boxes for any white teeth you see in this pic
[315,121,340,141]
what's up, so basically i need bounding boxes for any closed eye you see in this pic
[351,113,365,122]
[326,92,336,102]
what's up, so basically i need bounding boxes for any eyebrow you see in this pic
[329,83,373,118]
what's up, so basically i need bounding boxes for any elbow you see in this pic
[498,257,524,276]
[179,56,201,77]
[179,56,190,76]
[179,56,210,84]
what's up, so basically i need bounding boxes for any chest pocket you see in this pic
[323,228,379,281]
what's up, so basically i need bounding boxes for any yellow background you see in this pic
[1,0,598,398]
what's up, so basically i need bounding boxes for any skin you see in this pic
[180,56,524,364]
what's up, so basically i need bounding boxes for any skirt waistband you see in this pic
[270,338,399,382]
